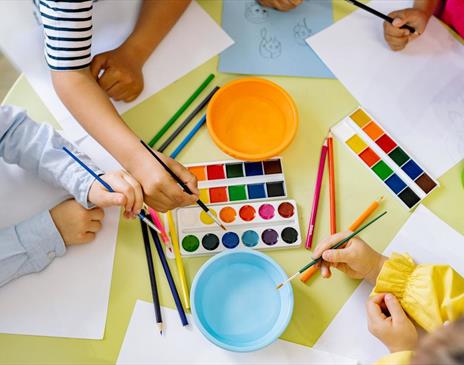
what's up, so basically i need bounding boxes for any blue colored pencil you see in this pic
[62,146,161,234]
[170,114,206,159]
[146,213,189,326]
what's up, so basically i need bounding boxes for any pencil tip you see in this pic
[379,196,385,202]
[328,131,333,138]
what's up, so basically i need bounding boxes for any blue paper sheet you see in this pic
[219,0,334,79]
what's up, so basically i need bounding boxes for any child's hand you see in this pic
[50,199,104,245]
[129,149,199,213]
[88,171,144,219]
[367,293,418,352]
[384,8,430,51]
[90,44,144,102]
[257,0,303,12]
[312,232,387,284]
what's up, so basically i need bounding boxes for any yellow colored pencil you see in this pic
[167,211,190,310]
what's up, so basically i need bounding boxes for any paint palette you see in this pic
[176,199,301,256]
[332,108,439,209]
[187,158,286,204]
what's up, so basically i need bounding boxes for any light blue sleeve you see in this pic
[0,105,104,285]
[0,210,66,287]
[0,105,104,207]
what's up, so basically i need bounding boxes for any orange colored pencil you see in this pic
[348,196,384,232]
[328,133,336,234]
[300,196,384,283]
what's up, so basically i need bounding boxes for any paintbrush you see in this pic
[277,211,387,289]
[140,140,226,231]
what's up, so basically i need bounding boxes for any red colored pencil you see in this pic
[305,139,328,249]
[328,133,336,235]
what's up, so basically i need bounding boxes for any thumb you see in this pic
[384,294,407,322]
[94,191,126,208]
[90,53,108,79]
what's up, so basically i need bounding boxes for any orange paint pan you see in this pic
[207,78,298,161]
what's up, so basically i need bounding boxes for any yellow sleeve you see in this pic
[373,253,464,332]
[375,351,413,365]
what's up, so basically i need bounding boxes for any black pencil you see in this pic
[345,0,416,34]
[158,86,220,153]
[140,218,163,335]
[146,213,189,327]
[140,140,226,231]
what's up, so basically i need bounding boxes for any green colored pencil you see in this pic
[148,73,215,147]
[277,211,388,289]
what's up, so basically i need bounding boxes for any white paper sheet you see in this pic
[0,133,121,339]
[0,1,233,140]
[117,300,357,365]
[307,0,464,178]
[314,205,464,364]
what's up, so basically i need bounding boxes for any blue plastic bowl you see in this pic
[190,250,294,352]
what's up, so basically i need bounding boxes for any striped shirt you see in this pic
[35,0,94,70]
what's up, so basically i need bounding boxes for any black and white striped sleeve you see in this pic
[38,0,93,71]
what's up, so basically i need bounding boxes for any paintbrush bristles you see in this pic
[209,211,227,231]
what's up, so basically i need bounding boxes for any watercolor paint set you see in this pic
[332,108,438,209]
[187,158,286,204]
[176,199,301,257]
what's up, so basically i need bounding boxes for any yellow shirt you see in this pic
[373,253,464,365]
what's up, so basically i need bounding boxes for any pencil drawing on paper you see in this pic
[293,18,312,45]
[259,28,282,59]
[245,2,269,24]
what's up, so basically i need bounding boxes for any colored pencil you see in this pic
[167,210,190,310]
[158,87,220,153]
[140,219,163,335]
[300,134,335,282]
[328,133,336,235]
[305,139,328,249]
[146,213,189,326]
[140,140,226,231]
[345,0,416,33]
[148,74,215,147]
[170,114,206,159]
[300,196,384,283]
[62,146,161,235]
[278,211,387,289]
[349,196,384,232]
[148,207,170,244]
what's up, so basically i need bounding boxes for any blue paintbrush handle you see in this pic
[170,114,206,159]
[146,215,188,326]
[62,146,157,228]
[62,146,114,192]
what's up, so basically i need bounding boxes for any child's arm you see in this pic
[367,253,464,359]
[0,106,144,216]
[90,0,191,102]
[373,253,464,332]
[0,200,103,287]
[40,0,198,213]
[0,105,102,208]
[383,0,439,51]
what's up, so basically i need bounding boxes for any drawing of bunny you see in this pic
[259,28,282,59]
[245,2,269,24]
[293,18,312,46]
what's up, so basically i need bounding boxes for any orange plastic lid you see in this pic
[207,78,298,161]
